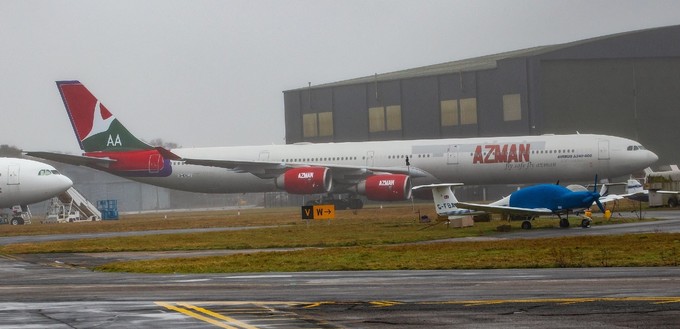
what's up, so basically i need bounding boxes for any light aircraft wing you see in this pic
[412,183,465,190]
[182,157,431,180]
[26,151,116,166]
[455,202,554,216]
[598,194,625,203]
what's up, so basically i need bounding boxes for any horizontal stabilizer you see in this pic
[26,151,116,166]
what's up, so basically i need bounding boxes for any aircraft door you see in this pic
[7,165,19,185]
[366,151,375,166]
[447,145,459,165]
[148,154,161,173]
[598,140,610,160]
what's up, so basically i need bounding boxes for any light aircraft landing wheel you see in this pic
[521,220,532,230]
[559,218,570,228]
[581,218,592,228]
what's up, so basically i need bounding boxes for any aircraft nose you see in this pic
[58,175,74,192]
[650,150,659,163]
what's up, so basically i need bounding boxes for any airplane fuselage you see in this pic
[0,158,73,208]
[121,134,657,194]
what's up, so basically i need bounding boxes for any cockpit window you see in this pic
[627,145,645,151]
[38,169,60,176]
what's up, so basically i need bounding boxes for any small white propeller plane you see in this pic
[415,178,610,230]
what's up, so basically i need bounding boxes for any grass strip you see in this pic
[96,233,680,273]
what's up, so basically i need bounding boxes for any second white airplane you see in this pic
[28,81,658,208]
[0,157,73,224]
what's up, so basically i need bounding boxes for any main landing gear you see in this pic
[519,214,592,230]
[305,194,364,210]
[511,214,534,230]
[558,214,592,229]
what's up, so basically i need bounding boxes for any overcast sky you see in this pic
[1,0,679,154]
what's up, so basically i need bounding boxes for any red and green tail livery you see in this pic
[57,81,153,152]
[56,81,174,177]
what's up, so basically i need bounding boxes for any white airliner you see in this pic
[27,81,659,208]
[0,158,73,224]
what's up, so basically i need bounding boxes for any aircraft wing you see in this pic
[412,183,465,190]
[182,157,431,180]
[455,202,554,216]
[655,190,680,195]
[598,194,625,203]
[25,151,116,167]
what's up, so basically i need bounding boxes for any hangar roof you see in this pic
[287,25,672,91]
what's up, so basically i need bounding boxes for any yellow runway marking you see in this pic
[370,300,402,308]
[156,302,240,329]
[157,298,680,328]
[178,303,261,329]
[157,301,332,328]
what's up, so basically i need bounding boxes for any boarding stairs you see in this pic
[54,187,101,221]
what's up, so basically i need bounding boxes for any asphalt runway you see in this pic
[0,212,679,328]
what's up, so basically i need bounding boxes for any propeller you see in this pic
[590,174,605,213]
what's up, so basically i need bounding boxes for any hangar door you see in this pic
[540,58,680,165]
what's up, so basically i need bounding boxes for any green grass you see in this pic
[0,216,498,253]
[1,204,673,273]
[96,233,680,273]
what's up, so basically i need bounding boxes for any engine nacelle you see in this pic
[354,174,412,201]
[275,167,332,194]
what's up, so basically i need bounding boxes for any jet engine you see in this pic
[275,167,332,194]
[354,174,412,201]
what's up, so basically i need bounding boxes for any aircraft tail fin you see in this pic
[412,183,464,216]
[626,179,644,194]
[56,81,153,153]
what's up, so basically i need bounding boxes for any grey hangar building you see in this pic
[283,25,680,169]
[35,25,680,213]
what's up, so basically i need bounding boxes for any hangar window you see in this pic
[303,113,318,137]
[503,94,522,121]
[303,112,334,138]
[369,107,385,132]
[369,105,402,132]
[460,98,477,125]
[386,105,402,131]
[318,112,334,137]
[441,100,459,126]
